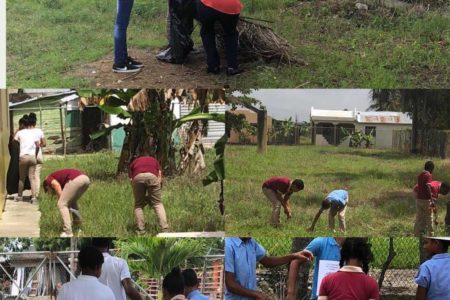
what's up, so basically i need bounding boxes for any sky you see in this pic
[246,89,373,121]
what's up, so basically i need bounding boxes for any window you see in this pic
[365,126,376,137]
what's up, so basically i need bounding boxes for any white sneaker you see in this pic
[60,232,73,238]
[31,197,37,204]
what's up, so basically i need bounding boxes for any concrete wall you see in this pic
[228,110,273,144]
[0,89,10,217]
[355,123,412,149]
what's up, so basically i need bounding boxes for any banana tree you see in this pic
[78,88,227,213]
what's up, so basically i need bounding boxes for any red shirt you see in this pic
[414,180,441,199]
[416,171,433,199]
[200,0,243,15]
[128,156,161,179]
[46,169,85,189]
[319,268,379,300]
[262,177,291,194]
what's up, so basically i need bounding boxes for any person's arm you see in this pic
[308,208,324,232]
[122,278,143,300]
[50,180,63,198]
[415,286,427,300]
[259,251,313,268]
[286,259,300,300]
[225,272,266,300]
[40,137,47,147]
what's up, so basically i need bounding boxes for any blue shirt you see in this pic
[326,190,348,206]
[305,237,342,300]
[187,290,210,300]
[224,238,266,300]
[415,253,450,300]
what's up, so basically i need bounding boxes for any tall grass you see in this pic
[225,145,450,237]
[39,151,224,236]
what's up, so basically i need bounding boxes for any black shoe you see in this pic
[112,64,141,73]
[127,56,144,68]
[207,66,221,74]
[226,67,243,76]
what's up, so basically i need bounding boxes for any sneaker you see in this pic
[30,197,37,204]
[60,232,73,238]
[226,67,244,76]
[127,56,144,68]
[112,64,141,73]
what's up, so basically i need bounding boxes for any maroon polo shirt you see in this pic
[262,177,291,194]
[128,156,161,179]
[45,169,85,189]
[416,170,433,200]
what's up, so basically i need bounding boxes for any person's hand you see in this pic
[255,292,267,300]
[292,250,314,263]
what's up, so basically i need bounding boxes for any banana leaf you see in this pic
[202,134,227,186]
[90,123,125,140]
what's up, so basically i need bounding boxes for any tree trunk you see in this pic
[291,238,313,300]
[378,237,396,288]
[257,109,268,154]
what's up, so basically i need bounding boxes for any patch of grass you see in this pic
[39,152,224,236]
[225,145,450,237]
[6,0,450,87]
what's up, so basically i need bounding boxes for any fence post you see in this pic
[377,237,396,289]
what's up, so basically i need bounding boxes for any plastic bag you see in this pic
[156,0,195,64]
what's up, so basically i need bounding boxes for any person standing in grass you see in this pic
[182,269,209,300]
[415,237,450,300]
[28,112,46,201]
[318,238,379,300]
[287,237,345,300]
[196,0,244,76]
[308,190,349,233]
[414,180,450,236]
[58,246,115,300]
[261,177,304,226]
[128,155,169,234]
[43,168,90,237]
[225,237,313,300]
[92,238,144,300]
[112,0,144,73]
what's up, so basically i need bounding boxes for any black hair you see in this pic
[19,114,30,128]
[292,179,304,190]
[163,267,184,296]
[78,246,104,271]
[441,182,450,194]
[28,113,37,126]
[92,238,111,249]
[340,238,373,274]
[182,268,199,288]
[424,161,434,173]
[434,239,450,252]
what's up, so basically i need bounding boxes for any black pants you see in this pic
[196,1,239,69]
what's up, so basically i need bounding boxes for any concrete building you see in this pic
[311,107,412,149]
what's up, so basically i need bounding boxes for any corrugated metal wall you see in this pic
[180,103,226,146]
[10,98,82,154]
[0,89,10,216]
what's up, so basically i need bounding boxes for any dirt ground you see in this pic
[73,48,258,88]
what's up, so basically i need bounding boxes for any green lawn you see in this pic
[39,151,225,236]
[225,145,450,237]
[7,0,450,87]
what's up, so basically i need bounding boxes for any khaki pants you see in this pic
[132,173,169,233]
[414,199,434,237]
[34,163,42,198]
[57,175,90,235]
[329,198,348,232]
[262,187,283,226]
[18,155,37,198]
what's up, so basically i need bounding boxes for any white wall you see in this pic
[355,123,412,149]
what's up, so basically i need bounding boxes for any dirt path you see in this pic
[73,48,257,88]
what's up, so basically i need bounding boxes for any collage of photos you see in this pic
[0,1,449,300]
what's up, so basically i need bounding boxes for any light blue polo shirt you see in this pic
[326,190,348,206]
[415,253,450,300]
[225,237,266,300]
[305,237,342,300]
[187,289,210,300]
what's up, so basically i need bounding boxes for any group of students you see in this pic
[42,154,169,237]
[113,0,244,76]
[7,113,46,203]
[58,238,210,300]
[225,236,450,300]
[262,176,349,232]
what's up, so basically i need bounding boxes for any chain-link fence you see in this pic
[254,237,423,300]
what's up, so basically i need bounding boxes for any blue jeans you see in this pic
[114,0,134,66]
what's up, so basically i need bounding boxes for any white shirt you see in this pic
[58,275,115,300]
[14,129,38,157]
[98,253,131,300]
[30,127,45,160]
